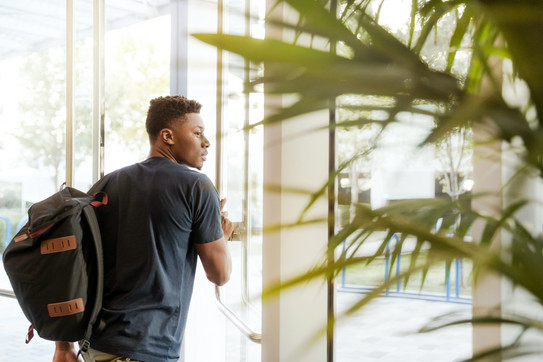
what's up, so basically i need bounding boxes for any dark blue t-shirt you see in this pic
[89,157,223,362]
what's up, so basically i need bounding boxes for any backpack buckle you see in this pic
[79,339,90,354]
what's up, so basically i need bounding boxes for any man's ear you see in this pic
[159,128,174,145]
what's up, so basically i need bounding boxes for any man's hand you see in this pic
[53,341,81,362]
[194,198,233,285]
[220,198,234,241]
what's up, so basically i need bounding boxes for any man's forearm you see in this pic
[54,341,80,362]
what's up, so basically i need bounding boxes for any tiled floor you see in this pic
[0,295,53,361]
[1,263,56,361]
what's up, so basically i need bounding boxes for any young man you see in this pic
[54,95,233,362]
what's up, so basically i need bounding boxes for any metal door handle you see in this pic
[0,288,16,299]
[215,285,262,344]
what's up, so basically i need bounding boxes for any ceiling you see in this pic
[0,0,170,61]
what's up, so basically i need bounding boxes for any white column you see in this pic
[261,2,331,360]
[262,3,330,355]
[262,104,330,362]
[471,49,506,359]
[471,129,504,357]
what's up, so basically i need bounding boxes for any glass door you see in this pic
[0,1,71,357]
[217,0,265,361]
[0,1,171,359]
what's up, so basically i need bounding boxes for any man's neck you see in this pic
[148,147,176,162]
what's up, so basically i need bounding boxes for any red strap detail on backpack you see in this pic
[14,233,29,242]
[90,191,108,207]
[25,325,34,344]
[28,223,55,238]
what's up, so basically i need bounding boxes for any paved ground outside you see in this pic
[336,293,472,361]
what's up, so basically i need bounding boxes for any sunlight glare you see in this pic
[376,0,415,31]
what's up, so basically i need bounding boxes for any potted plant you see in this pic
[194,0,543,358]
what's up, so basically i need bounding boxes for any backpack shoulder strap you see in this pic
[78,174,110,352]
[80,204,104,352]
[88,173,112,196]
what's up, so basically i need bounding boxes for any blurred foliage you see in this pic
[194,0,543,359]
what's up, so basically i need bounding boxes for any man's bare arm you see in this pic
[195,198,233,286]
[195,237,232,286]
[53,341,81,362]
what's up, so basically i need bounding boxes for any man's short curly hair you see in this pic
[146,95,202,139]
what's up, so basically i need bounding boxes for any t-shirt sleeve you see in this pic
[191,175,224,244]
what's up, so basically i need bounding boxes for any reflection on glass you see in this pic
[0,3,67,260]
[335,73,473,362]
[104,13,170,173]
[221,1,265,361]
[0,1,171,359]
[0,2,68,358]
[74,30,95,191]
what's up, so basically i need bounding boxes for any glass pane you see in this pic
[0,1,67,283]
[74,4,95,191]
[0,1,68,357]
[103,8,170,172]
[335,99,473,361]
[221,1,265,361]
[0,1,171,359]
[247,92,263,313]
[334,2,473,360]
[246,1,265,314]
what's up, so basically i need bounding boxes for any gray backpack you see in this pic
[2,183,107,353]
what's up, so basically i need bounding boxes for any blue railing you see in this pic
[0,215,28,249]
[0,215,11,249]
[339,234,472,304]
[16,216,28,233]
